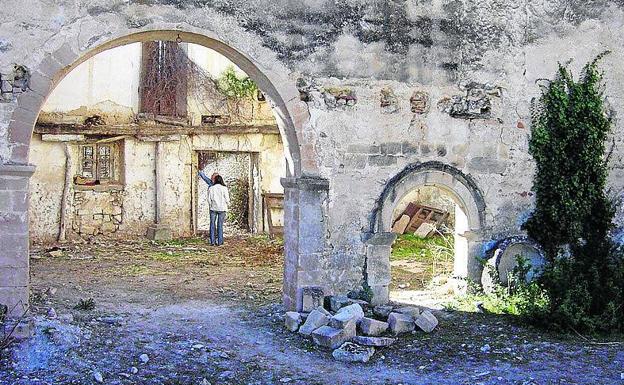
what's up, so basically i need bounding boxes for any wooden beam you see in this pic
[34,122,280,136]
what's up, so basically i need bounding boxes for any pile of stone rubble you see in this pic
[283,288,438,363]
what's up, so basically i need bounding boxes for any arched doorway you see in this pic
[366,161,486,305]
[1,27,325,325]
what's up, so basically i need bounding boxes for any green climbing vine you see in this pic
[523,52,624,333]
[217,66,258,99]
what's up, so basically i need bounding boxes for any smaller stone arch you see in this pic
[365,161,487,305]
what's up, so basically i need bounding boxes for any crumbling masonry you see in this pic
[2,1,624,326]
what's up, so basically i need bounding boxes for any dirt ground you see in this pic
[1,236,623,385]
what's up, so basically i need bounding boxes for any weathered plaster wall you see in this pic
[37,42,274,126]
[39,43,141,123]
[29,135,66,241]
[28,133,285,242]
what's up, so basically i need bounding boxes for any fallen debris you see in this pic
[351,336,396,347]
[332,342,374,363]
[388,312,415,335]
[415,310,439,333]
[301,287,324,312]
[298,308,329,336]
[312,324,355,349]
[358,317,388,336]
[284,311,302,332]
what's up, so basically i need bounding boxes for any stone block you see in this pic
[358,317,388,336]
[332,342,375,363]
[311,323,356,349]
[388,312,415,335]
[414,223,436,238]
[368,155,397,167]
[298,308,329,336]
[373,305,393,319]
[395,306,421,319]
[0,286,29,318]
[343,154,367,169]
[391,215,410,234]
[402,141,419,155]
[301,286,324,312]
[366,246,391,286]
[380,142,402,155]
[352,336,396,347]
[328,295,351,312]
[0,235,28,267]
[329,304,364,329]
[369,285,389,306]
[0,267,29,287]
[52,43,79,67]
[0,177,28,191]
[415,310,438,333]
[284,311,302,332]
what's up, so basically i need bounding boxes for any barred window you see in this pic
[79,143,118,182]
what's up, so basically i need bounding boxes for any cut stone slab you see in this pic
[301,286,324,312]
[298,309,330,336]
[285,312,302,332]
[373,305,393,319]
[332,342,375,363]
[312,323,356,350]
[414,223,436,238]
[329,295,352,312]
[392,214,410,234]
[388,312,415,335]
[395,306,421,319]
[330,304,364,329]
[352,336,396,347]
[415,310,438,333]
[358,317,388,336]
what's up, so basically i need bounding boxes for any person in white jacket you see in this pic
[208,175,230,246]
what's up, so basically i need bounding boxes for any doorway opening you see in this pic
[367,162,486,307]
[389,185,469,307]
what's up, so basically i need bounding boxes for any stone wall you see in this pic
[72,188,124,236]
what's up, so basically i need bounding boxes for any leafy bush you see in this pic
[523,53,624,333]
[447,256,550,318]
[217,66,258,99]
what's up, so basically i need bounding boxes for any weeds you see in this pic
[74,298,96,311]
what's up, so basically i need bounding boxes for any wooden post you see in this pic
[58,143,72,242]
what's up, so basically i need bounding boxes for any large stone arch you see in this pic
[365,161,486,305]
[0,22,327,330]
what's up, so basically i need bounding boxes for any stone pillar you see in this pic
[0,163,35,337]
[281,176,330,311]
[365,232,396,305]
[147,141,172,241]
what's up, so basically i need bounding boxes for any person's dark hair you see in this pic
[214,175,226,186]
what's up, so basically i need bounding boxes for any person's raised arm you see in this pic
[198,170,214,187]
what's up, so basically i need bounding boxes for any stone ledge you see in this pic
[0,163,36,177]
[281,176,330,191]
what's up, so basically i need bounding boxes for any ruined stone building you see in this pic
[29,42,285,242]
[2,0,624,323]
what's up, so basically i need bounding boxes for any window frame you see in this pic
[77,141,124,186]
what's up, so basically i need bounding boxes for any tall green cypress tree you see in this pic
[524,53,624,332]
